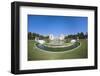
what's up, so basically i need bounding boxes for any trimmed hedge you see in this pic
[36,42,80,52]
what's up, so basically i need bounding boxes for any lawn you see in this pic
[28,39,88,61]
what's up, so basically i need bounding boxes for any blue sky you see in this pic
[28,15,87,36]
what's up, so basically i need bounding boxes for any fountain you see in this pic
[49,39,64,46]
[35,34,80,52]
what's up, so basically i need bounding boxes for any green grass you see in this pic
[28,39,88,61]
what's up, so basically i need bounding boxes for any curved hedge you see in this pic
[36,42,80,52]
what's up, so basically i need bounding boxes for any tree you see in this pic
[28,32,49,40]
[65,32,86,39]
[28,32,33,40]
[84,32,88,39]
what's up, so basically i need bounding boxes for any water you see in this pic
[49,39,64,46]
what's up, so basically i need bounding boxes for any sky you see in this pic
[28,15,87,36]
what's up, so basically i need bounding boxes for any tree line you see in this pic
[28,32,88,40]
[28,32,49,40]
[65,32,88,39]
